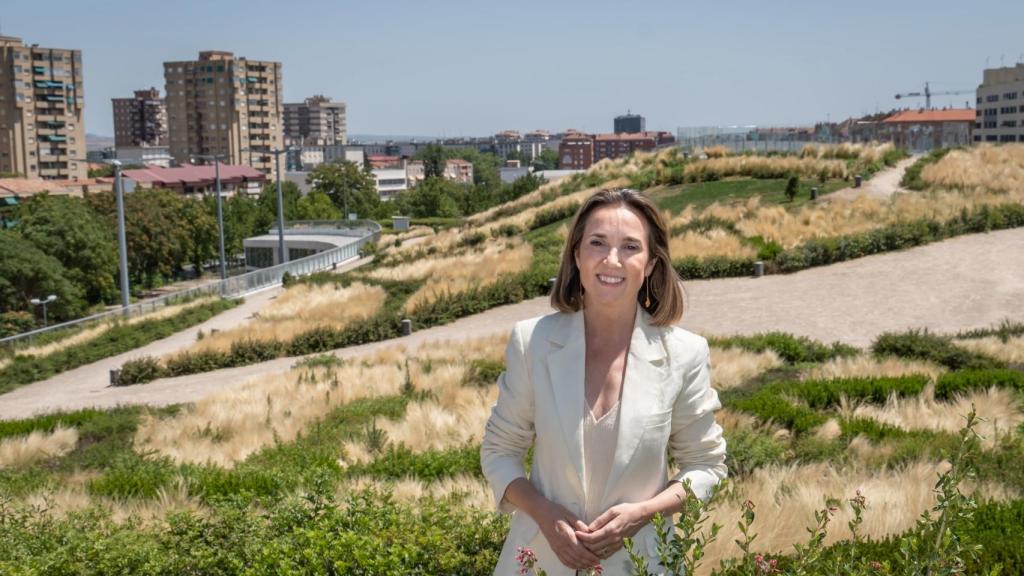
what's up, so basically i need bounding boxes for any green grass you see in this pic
[649,177,849,214]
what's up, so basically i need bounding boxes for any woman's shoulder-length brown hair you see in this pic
[550,188,684,326]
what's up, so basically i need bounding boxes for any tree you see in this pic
[0,231,85,321]
[395,177,462,218]
[14,194,119,304]
[295,189,342,221]
[307,161,379,219]
[178,198,218,273]
[206,193,260,262]
[420,144,447,179]
[87,188,193,288]
[531,148,559,171]
[254,181,302,233]
[785,175,799,202]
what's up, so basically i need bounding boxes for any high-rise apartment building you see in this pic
[614,112,645,134]
[112,87,167,147]
[975,64,1024,143]
[283,95,346,146]
[0,35,86,180]
[164,51,283,177]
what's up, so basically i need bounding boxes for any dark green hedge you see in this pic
[871,329,1005,371]
[710,332,859,364]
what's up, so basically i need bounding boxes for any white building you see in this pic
[372,167,407,201]
[114,146,173,168]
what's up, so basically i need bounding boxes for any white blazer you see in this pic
[480,304,728,576]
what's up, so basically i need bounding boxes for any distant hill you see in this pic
[86,133,115,151]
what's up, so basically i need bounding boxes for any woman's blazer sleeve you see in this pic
[480,321,535,514]
[668,336,728,501]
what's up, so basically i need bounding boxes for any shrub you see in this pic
[228,338,285,365]
[529,201,579,230]
[490,223,522,238]
[281,271,296,287]
[901,148,953,190]
[785,174,799,202]
[710,332,858,364]
[871,329,1004,370]
[463,358,505,387]
[86,453,176,500]
[934,368,1024,399]
[116,356,165,386]
[673,256,755,280]
[723,429,789,477]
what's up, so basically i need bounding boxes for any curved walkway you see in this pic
[1,228,1023,420]
[823,156,917,202]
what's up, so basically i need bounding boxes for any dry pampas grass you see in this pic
[669,228,758,261]
[186,283,386,354]
[0,426,78,469]
[685,156,848,181]
[135,362,405,467]
[802,354,946,382]
[709,347,783,391]
[848,385,1022,447]
[339,474,492,509]
[341,386,498,465]
[696,461,1016,573]
[402,242,533,312]
[921,144,1024,192]
[953,336,1024,364]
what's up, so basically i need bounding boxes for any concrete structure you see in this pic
[122,164,266,196]
[111,87,167,147]
[243,221,373,269]
[164,51,284,178]
[558,132,594,169]
[283,95,346,147]
[975,64,1024,143]
[0,35,87,180]
[614,113,645,134]
[880,109,974,151]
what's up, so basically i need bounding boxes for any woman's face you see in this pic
[574,204,656,312]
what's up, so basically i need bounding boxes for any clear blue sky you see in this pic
[4,0,1022,137]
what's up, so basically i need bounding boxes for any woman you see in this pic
[481,189,728,576]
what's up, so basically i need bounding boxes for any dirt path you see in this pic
[2,227,1022,420]
[824,156,918,202]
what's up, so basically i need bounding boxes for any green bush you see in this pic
[710,332,858,364]
[871,329,1004,370]
[529,201,579,230]
[935,368,1024,399]
[673,256,755,280]
[723,429,789,477]
[86,453,176,500]
[463,358,505,387]
[116,356,165,386]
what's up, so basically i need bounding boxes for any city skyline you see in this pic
[3,0,1023,138]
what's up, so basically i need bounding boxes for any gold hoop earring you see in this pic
[644,276,651,307]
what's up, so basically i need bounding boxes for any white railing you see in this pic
[0,220,381,353]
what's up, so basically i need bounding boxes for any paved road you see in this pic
[1,228,1021,420]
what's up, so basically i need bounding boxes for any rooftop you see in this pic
[122,165,265,187]
[883,109,976,123]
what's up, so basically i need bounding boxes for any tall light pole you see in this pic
[245,146,293,264]
[112,160,131,312]
[193,154,228,280]
[30,294,57,328]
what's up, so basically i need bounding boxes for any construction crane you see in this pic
[895,82,974,110]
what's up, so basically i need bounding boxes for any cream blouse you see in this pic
[581,398,621,524]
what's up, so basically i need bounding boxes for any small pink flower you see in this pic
[869,560,884,572]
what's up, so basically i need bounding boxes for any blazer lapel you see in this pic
[546,310,586,493]
[603,305,668,500]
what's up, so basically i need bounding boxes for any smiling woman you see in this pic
[481,188,727,576]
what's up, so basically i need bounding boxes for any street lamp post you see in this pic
[30,294,57,328]
[112,160,131,312]
[192,154,228,280]
[244,146,293,265]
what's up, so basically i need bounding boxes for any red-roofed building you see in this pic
[367,155,403,169]
[558,133,595,170]
[122,164,266,196]
[879,108,974,151]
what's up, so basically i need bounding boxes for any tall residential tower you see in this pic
[112,87,167,147]
[0,35,86,180]
[164,51,283,177]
